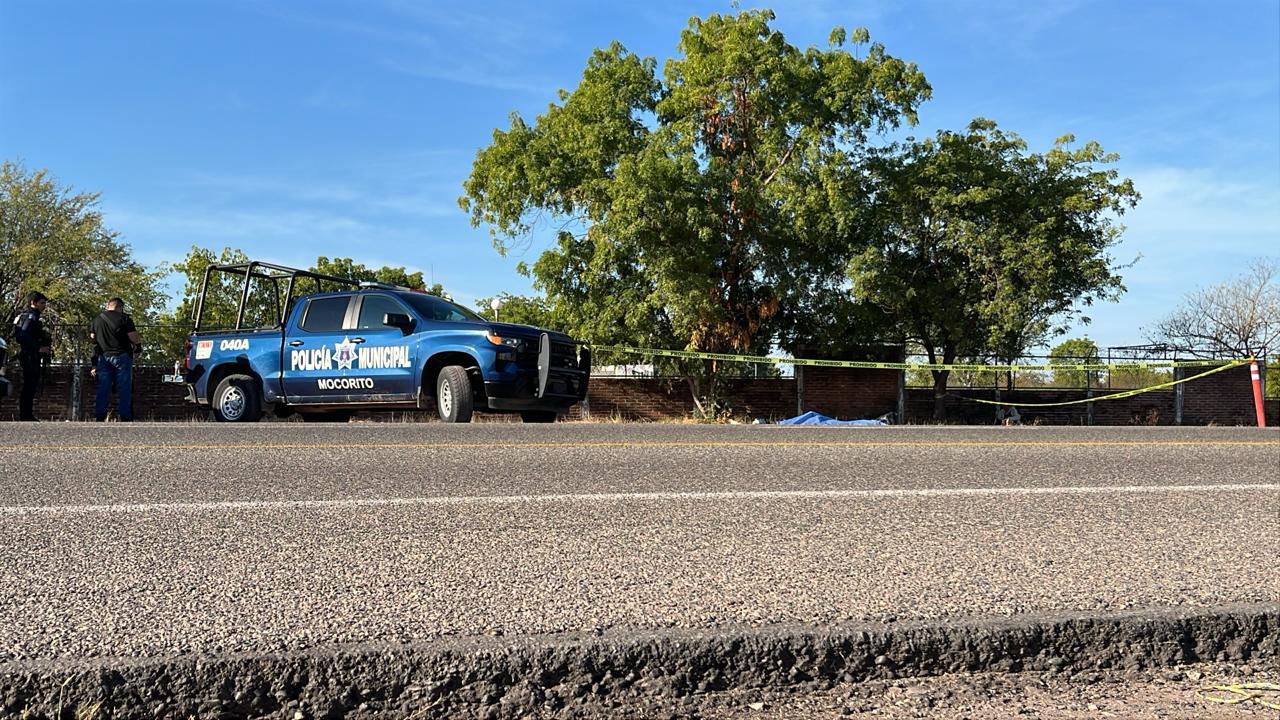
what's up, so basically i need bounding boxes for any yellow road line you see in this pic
[0,440,1276,452]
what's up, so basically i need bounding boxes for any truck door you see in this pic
[282,295,357,403]
[349,293,418,402]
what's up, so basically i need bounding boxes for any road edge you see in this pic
[4,603,1277,718]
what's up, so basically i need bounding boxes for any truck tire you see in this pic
[520,410,558,423]
[436,365,473,423]
[212,374,263,423]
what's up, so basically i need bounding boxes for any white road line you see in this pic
[1,483,1276,516]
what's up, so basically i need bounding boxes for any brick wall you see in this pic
[0,364,204,421]
[907,388,1179,425]
[1,363,1271,426]
[572,377,798,421]
[796,366,899,421]
[1181,363,1258,425]
[0,363,81,421]
[901,363,1262,426]
[571,378,695,421]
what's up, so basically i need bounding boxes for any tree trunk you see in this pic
[703,358,720,419]
[931,369,950,422]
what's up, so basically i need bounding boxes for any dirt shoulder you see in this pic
[634,663,1279,719]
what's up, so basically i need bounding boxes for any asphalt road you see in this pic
[0,423,1276,665]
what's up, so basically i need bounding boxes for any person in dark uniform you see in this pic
[13,291,52,421]
[89,297,143,422]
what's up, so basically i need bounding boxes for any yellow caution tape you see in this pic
[958,359,1253,407]
[1196,682,1280,711]
[591,344,1246,373]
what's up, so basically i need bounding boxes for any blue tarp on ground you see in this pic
[777,411,886,426]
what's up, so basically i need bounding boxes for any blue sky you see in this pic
[2,0,1277,352]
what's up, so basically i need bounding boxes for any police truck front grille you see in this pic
[551,342,577,369]
[517,341,579,371]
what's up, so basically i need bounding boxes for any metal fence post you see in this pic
[1086,369,1094,426]
[70,364,82,421]
[796,364,805,416]
[1174,365,1184,425]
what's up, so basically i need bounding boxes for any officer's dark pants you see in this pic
[95,353,134,421]
[18,352,41,421]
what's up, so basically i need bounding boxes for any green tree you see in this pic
[310,256,444,295]
[1049,337,1101,388]
[1108,365,1172,391]
[462,10,930,412]
[850,119,1139,420]
[0,161,164,360]
[475,293,555,328]
[148,246,256,364]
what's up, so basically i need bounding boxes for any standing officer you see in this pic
[13,291,52,421]
[90,297,143,422]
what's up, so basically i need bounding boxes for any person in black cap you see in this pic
[90,297,143,422]
[13,291,52,421]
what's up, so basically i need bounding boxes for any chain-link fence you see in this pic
[904,347,1271,393]
[902,353,1170,392]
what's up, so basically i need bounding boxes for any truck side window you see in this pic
[400,293,485,323]
[301,297,350,332]
[357,295,408,329]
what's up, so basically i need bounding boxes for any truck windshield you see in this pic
[398,292,485,323]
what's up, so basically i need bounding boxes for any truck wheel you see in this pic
[212,374,263,423]
[520,410,558,423]
[436,365,473,423]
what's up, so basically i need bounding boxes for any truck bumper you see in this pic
[485,337,590,412]
[483,376,582,412]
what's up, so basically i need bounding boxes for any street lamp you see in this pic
[490,296,502,322]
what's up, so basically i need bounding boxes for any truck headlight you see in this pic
[486,333,522,349]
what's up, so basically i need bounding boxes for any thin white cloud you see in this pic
[937,0,1091,39]
[1057,163,1280,348]
[175,172,365,205]
[380,56,556,96]
[255,1,562,96]
[302,81,366,111]
[167,170,464,219]
[1121,166,1280,245]
[108,207,375,244]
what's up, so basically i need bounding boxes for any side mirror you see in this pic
[384,312,416,334]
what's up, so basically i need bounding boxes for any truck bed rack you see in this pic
[193,261,361,333]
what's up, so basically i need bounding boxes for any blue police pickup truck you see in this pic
[178,261,590,423]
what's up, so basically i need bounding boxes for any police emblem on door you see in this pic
[333,337,358,370]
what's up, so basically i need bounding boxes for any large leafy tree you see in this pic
[462,10,929,408]
[850,119,1139,419]
[0,161,164,359]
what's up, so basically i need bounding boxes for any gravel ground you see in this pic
[647,663,1280,719]
[0,423,1276,717]
[2,425,1276,662]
